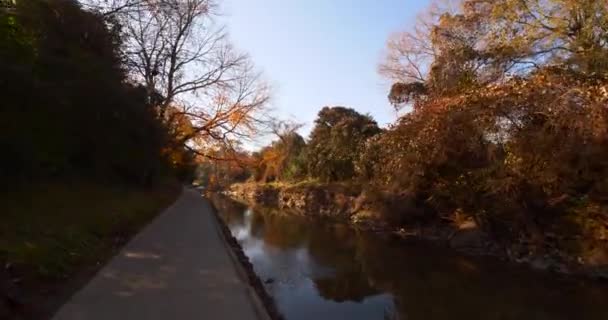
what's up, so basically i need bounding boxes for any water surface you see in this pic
[212,195,608,320]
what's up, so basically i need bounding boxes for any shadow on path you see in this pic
[52,189,266,320]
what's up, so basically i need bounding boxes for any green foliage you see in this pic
[0,181,178,278]
[277,132,308,181]
[0,0,193,185]
[252,132,307,182]
[282,148,307,181]
[307,106,381,182]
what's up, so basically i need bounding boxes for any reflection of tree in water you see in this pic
[307,224,380,303]
[314,274,379,303]
[208,194,248,226]
[353,235,608,320]
[249,207,311,249]
[247,209,266,239]
[212,196,608,320]
[248,209,383,303]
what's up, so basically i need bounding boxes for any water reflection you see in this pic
[211,195,608,320]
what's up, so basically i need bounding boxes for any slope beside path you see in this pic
[52,188,268,320]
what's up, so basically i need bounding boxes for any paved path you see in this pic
[52,188,268,320]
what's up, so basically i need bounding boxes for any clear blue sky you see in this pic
[221,0,429,139]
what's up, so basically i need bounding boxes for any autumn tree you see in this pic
[269,121,307,181]
[251,120,306,182]
[381,0,608,109]
[196,146,252,189]
[374,0,608,257]
[87,0,271,159]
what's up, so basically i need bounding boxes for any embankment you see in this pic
[227,182,608,280]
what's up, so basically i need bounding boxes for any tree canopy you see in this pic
[0,0,271,185]
[306,107,381,182]
[1,0,173,184]
[373,0,608,253]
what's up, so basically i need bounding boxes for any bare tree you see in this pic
[269,119,304,144]
[83,0,146,16]
[182,59,271,157]
[85,0,271,158]
[379,23,434,84]
[377,1,461,84]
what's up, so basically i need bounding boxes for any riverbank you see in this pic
[227,182,608,280]
[1,181,180,319]
[211,193,608,320]
[208,193,285,320]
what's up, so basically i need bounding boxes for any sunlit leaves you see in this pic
[374,0,608,250]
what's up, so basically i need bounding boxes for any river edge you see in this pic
[225,182,608,281]
[206,193,286,320]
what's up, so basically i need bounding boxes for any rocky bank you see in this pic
[226,182,608,280]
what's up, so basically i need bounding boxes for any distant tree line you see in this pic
[245,106,381,184]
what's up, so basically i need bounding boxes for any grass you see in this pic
[0,180,180,279]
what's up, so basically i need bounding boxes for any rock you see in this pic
[585,245,608,266]
[0,298,10,319]
[458,219,477,230]
[449,228,486,249]
[351,191,369,214]
[584,245,608,279]
[530,256,554,271]
[1,267,26,313]
[593,268,608,280]
[554,263,571,275]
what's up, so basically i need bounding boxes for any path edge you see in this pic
[202,190,285,320]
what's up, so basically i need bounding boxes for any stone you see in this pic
[584,245,608,279]
[530,256,555,271]
[0,298,11,319]
[458,219,477,230]
[585,246,608,267]
[449,228,486,249]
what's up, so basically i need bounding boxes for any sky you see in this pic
[219,0,430,142]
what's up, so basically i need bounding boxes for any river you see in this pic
[211,195,608,320]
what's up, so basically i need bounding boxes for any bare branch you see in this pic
[98,0,271,158]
